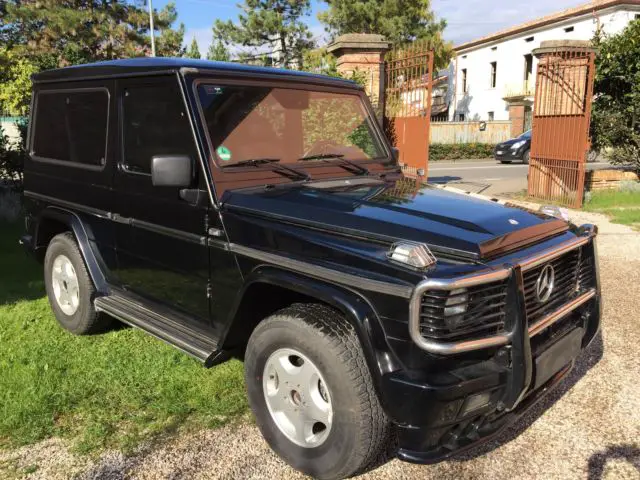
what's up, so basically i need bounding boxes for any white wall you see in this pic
[450,6,640,122]
[0,120,21,146]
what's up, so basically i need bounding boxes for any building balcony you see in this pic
[503,80,535,101]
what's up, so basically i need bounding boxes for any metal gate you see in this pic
[527,45,596,208]
[384,42,434,176]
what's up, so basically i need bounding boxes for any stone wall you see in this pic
[585,169,640,191]
[327,34,392,111]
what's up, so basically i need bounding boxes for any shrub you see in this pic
[0,188,21,222]
[429,143,496,161]
[618,180,640,193]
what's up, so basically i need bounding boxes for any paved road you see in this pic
[428,160,612,196]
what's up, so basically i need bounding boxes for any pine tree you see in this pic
[207,40,231,62]
[153,3,186,57]
[185,38,202,59]
[213,0,314,68]
[318,0,452,67]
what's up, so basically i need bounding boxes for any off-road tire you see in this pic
[244,303,390,480]
[44,232,111,335]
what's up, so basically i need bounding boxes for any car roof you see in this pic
[32,57,360,89]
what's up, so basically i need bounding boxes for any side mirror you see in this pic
[151,155,192,187]
[391,147,400,161]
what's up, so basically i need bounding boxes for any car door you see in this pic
[113,75,211,325]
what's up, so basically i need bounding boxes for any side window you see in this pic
[122,80,195,174]
[32,89,109,166]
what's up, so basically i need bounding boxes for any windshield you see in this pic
[196,84,386,167]
[519,130,532,139]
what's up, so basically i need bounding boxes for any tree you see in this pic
[303,47,339,76]
[185,38,202,59]
[213,0,314,68]
[1,1,185,67]
[0,49,37,116]
[153,3,186,57]
[591,20,640,172]
[318,0,452,68]
[207,39,231,62]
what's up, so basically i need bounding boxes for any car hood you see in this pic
[497,137,529,148]
[222,177,568,260]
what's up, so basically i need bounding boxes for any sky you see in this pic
[152,0,592,55]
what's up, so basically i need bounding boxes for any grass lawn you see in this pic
[0,221,248,454]
[584,189,640,227]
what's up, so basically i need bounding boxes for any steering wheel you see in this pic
[302,139,341,159]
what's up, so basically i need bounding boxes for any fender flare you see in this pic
[225,265,403,405]
[35,207,110,295]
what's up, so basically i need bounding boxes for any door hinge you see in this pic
[207,282,212,299]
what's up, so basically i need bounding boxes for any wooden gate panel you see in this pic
[528,44,596,208]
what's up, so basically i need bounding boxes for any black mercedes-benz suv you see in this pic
[21,58,601,480]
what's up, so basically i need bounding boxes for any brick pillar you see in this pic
[327,34,392,111]
[508,102,526,138]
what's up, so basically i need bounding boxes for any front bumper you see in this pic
[494,146,526,160]
[390,311,598,463]
[385,228,601,463]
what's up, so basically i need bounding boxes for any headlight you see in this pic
[388,242,437,269]
[540,205,570,221]
[511,140,526,150]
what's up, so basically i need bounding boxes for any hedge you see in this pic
[429,143,496,161]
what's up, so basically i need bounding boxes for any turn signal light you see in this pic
[388,242,437,269]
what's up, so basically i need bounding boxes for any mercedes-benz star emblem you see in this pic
[535,264,555,303]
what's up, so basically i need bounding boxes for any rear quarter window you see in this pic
[32,89,109,167]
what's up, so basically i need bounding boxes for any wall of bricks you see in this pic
[327,34,392,111]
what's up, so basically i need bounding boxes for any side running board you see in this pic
[94,293,223,367]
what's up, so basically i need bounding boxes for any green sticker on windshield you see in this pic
[216,145,232,162]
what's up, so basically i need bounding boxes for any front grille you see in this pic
[523,246,594,328]
[420,279,509,342]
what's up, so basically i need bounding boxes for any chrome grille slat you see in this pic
[420,309,506,329]
[419,278,508,341]
[524,245,594,328]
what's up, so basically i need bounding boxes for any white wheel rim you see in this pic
[51,254,80,316]
[263,348,333,448]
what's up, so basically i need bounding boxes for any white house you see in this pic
[449,0,640,135]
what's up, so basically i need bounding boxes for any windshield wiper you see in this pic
[224,157,310,182]
[299,153,369,176]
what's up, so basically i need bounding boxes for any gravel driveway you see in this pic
[2,209,639,480]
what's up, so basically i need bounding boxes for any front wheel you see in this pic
[244,304,390,480]
[523,150,530,164]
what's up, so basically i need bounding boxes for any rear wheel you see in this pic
[44,233,112,335]
[244,304,390,480]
